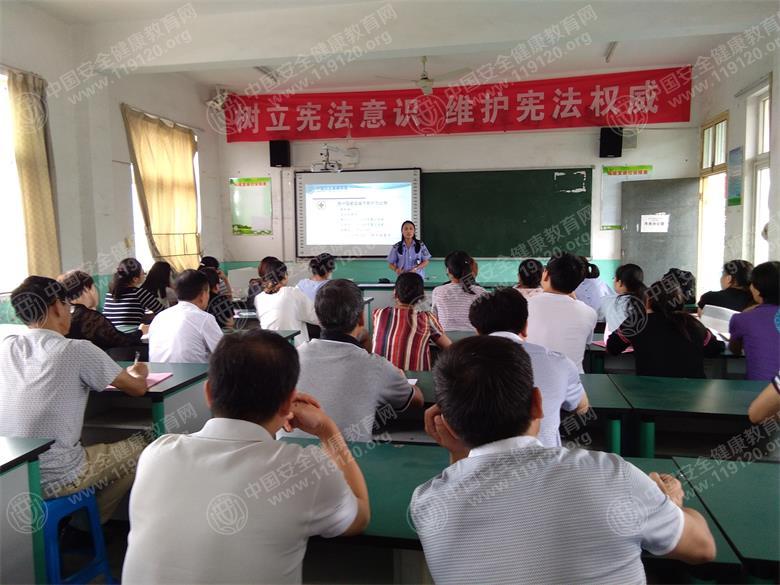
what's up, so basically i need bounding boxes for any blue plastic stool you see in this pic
[42,489,116,584]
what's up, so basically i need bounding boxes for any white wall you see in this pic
[218,124,699,262]
[1,1,223,275]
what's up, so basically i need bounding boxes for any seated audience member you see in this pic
[729,261,780,380]
[254,256,318,347]
[665,267,697,306]
[432,250,487,331]
[410,336,716,585]
[58,269,146,352]
[607,280,724,378]
[599,263,647,335]
[103,258,164,328]
[148,269,223,363]
[526,253,597,372]
[0,277,148,522]
[469,287,588,447]
[514,258,544,300]
[200,266,234,328]
[698,260,754,313]
[199,255,233,299]
[291,279,423,441]
[122,330,369,584]
[372,272,452,370]
[141,261,177,308]
[748,370,780,423]
[574,258,613,313]
[296,253,335,301]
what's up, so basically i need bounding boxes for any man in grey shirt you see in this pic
[0,277,149,523]
[290,279,423,442]
[411,336,716,585]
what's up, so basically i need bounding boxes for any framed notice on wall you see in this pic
[230,177,272,235]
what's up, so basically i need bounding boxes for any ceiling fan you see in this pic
[375,56,472,95]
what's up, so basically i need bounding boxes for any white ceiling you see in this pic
[183,34,735,94]
[15,0,780,94]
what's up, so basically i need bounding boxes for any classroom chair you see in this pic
[42,489,116,584]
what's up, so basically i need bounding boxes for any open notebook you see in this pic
[591,340,634,353]
[106,372,173,391]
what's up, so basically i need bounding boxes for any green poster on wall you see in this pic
[230,177,272,235]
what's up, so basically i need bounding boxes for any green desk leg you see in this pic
[605,418,621,455]
[152,402,165,437]
[639,420,655,458]
[27,460,46,585]
[589,351,604,374]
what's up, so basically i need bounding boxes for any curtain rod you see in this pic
[0,62,43,80]
[122,103,205,133]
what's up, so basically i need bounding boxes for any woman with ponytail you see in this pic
[386,221,431,278]
[600,263,648,336]
[431,250,487,331]
[103,258,164,328]
[253,256,318,346]
[573,257,613,312]
[606,279,724,377]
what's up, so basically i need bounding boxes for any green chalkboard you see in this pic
[420,168,592,258]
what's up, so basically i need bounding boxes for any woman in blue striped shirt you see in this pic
[103,258,164,328]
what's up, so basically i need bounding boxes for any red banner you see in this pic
[223,66,691,142]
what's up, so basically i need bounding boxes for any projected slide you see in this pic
[305,182,411,245]
[296,169,420,257]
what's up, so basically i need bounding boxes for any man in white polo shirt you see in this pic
[123,329,370,584]
[148,269,223,363]
[526,252,598,372]
[411,336,716,584]
[469,287,589,447]
[0,276,149,523]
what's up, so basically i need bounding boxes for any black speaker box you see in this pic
[599,127,623,158]
[269,140,291,167]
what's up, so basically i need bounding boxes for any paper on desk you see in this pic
[407,378,418,385]
[591,340,634,353]
[106,372,173,391]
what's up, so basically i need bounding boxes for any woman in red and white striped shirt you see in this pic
[372,273,452,371]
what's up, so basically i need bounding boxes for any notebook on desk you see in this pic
[591,340,634,353]
[106,372,173,391]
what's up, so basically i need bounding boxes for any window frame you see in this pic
[700,112,729,177]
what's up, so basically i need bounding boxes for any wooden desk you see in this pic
[626,457,740,570]
[674,456,779,574]
[586,333,745,378]
[406,371,630,454]
[84,362,209,443]
[0,437,54,584]
[608,375,764,457]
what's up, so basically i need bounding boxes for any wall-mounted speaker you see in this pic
[269,140,291,167]
[599,127,623,158]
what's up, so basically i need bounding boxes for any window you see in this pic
[700,114,728,173]
[758,94,770,155]
[131,165,155,271]
[698,113,728,294]
[0,73,28,292]
[130,138,200,273]
[750,89,770,264]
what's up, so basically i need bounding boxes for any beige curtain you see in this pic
[8,72,61,277]
[121,103,200,272]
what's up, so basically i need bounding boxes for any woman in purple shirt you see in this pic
[729,261,780,380]
[386,221,431,278]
